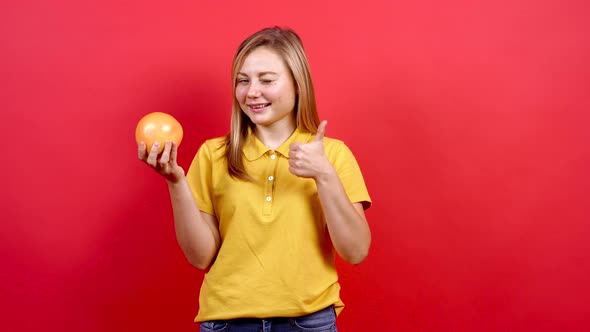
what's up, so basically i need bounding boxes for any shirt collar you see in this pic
[243,126,312,161]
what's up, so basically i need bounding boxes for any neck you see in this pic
[254,120,296,150]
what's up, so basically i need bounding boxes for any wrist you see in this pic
[314,164,337,185]
[166,169,186,186]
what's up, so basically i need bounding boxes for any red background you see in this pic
[1,0,589,331]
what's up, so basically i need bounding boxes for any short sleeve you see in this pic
[331,141,372,210]
[186,142,216,216]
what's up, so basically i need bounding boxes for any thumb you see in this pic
[314,120,327,142]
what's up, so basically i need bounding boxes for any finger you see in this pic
[288,158,302,167]
[159,142,172,165]
[288,165,307,178]
[138,142,147,160]
[170,142,178,163]
[314,120,328,142]
[288,165,300,176]
[290,142,302,151]
[290,147,305,160]
[146,142,160,166]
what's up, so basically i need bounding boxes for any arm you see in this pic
[139,141,220,270]
[167,177,221,270]
[315,169,370,264]
[289,121,371,264]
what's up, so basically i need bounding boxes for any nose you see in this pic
[247,82,261,98]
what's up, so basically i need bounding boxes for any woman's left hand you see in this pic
[288,120,334,180]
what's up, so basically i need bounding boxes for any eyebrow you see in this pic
[237,71,278,76]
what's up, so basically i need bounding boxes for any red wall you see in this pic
[2,0,589,331]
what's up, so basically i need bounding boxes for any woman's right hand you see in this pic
[138,141,185,183]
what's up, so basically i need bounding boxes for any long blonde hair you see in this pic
[224,26,320,180]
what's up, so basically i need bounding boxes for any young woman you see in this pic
[138,26,371,332]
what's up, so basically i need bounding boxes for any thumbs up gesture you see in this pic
[289,120,334,180]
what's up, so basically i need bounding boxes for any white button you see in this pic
[270,154,276,160]
[266,196,272,202]
[268,176,274,181]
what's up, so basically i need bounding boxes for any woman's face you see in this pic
[235,47,297,131]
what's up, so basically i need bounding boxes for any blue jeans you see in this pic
[199,305,338,332]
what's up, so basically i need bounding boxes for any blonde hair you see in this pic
[224,26,320,180]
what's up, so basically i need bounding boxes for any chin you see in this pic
[247,114,272,125]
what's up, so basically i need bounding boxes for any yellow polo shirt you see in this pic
[186,127,371,322]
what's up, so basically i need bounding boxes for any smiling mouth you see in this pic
[249,103,271,110]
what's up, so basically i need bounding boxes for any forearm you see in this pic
[315,167,371,264]
[167,177,219,269]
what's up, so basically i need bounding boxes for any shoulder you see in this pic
[322,136,344,147]
[322,136,350,154]
[321,136,361,166]
[200,136,227,154]
[192,136,227,165]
